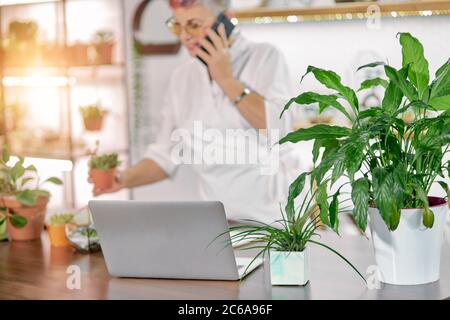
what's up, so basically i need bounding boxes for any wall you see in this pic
[123,0,450,201]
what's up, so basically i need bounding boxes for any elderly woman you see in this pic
[91,0,303,224]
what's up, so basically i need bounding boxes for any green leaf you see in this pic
[411,183,429,207]
[429,95,450,110]
[408,100,437,113]
[279,124,351,144]
[15,190,38,206]
[357,107,383,120]
[34,190,50,197]
[351,177,369,231]
[435,181,449,198]
[436,59,449,77]
[9,214,27,228]
[10,161,26,184]
[357,77,389,92]
[302,66,359,113]
[312,139,322,164]
[289,92,353,121]
[384,65,418,102]
[331,153,345,185]
[329,189,340,232]
[423,207,435,228]
[280,97,297,118]
[356,61,386,72]
[1,146,9,163]
[26,165,37,172]
[399,33,430,98]
[44,177,63,185]
[285,172,307,220]
[430,59,450,100]
[381,81,404,114]
[312,139,338,164]
[317,180,330,227]
[372,168,396,228]
[343,135,368,182]
[389,202,401,231]
[20,177,34,188]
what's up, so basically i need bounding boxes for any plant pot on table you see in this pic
[47,224,72,247]
[369,197,448,285]
[270,247,310,286]
[2,195,49,241]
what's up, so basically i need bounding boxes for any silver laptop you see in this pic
[88,200,263,280]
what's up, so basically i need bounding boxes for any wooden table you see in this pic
[1,215,450,300]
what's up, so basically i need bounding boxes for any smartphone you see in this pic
[197,12,235,66]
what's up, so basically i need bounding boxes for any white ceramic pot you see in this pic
[369,197,448,285]
[269,247,309,286]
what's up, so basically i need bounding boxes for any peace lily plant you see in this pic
[225,189,366,286]
[280,33,449,285]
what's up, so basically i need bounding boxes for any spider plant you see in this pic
[220,188,366,283]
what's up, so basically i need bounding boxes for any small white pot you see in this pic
[269,247,309,286]
[369,197,448,285]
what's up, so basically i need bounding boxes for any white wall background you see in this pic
[123,0,450,201]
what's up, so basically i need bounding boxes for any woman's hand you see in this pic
[195,24,233,86]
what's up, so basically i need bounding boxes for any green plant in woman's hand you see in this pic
[280,33,449,232]
[219,187,366,284]
[89,153,120,170]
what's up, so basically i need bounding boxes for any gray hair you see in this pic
[195,0,230,15]
[169,0,230,15]
[205,0,230,13]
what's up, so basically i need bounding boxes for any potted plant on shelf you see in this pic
[93,30,114,65]
[46,213,74,247]
[89,152,120,191]
[279,33,449,285]
[0,147,63,241]
[224,188,365,286]
[4,20,39,67]
[67,41,91,66]
[80,104,107,132]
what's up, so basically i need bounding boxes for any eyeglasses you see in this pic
[165,17,207,37]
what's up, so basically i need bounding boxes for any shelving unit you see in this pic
[0,0,130,209]
[233,0,450,23]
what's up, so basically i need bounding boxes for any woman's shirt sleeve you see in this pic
[142,75,180,178]
[251,45,297,138]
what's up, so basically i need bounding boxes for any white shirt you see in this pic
[144,31,305,225]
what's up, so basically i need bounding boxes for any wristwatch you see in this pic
[233,86,251,105]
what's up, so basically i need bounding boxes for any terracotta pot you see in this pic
[3,196,49,241]
[90,168,116,190]
[83,116,104,131]
[94,43,114,65]
[47,224,70,247]
[68,44,90,66]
